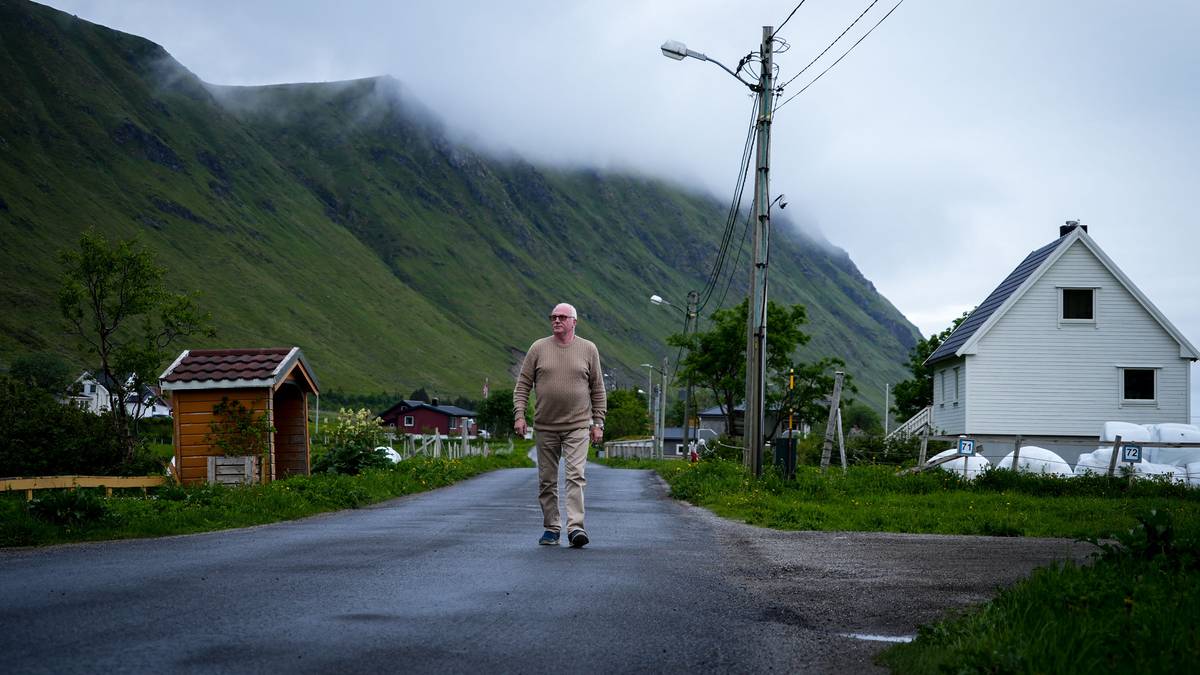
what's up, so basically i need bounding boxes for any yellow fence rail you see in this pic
[0,475,167,500]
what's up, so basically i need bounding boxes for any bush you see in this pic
[27,489,112,528]
[312,408,390,475]
[0,375,131,476]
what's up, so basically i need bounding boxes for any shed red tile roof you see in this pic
[161,348,292,383]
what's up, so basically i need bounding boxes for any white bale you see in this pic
[928,448,991,480]
[1187,462,1200,487]
[1100,421,1152,443]
[1148,424,1200,466]
[1134,462,1186,483]
[994,446,1072,477]
[377,446,402,463]
[1074,447,1114,476]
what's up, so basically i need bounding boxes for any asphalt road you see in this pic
[0,461,1093,673]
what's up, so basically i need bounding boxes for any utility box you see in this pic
[773,437,797,480]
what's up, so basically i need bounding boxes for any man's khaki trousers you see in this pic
[535,428,588,533]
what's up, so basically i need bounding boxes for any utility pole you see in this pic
[743,25,775,477]
[683,290,698,454]
[659,356,669,459]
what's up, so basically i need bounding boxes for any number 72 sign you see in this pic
[1121,444,1142,463]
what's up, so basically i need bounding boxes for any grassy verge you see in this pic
[878,509,1199,673]
[601,457,1200,540]
[602,457,1199,673]
[1,450,532,547]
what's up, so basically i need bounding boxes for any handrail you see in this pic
[887,405,931,440]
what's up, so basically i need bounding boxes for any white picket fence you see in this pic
[398,434,502,460]
[602,438,661,460]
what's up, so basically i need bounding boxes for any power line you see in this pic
[774,0,906,113]
[771,0,809,39]
[776,0,881,93]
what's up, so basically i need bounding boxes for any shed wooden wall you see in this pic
[173,388,269,485]
[273,386,309,478]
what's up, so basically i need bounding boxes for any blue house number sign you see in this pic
[1121,444,1143,463]
[957,437,975,456]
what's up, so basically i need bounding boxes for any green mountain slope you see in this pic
[0,0,918,410]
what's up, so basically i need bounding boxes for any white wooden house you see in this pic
[924,222,1198,463]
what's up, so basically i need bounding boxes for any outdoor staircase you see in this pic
[887,405,931,440]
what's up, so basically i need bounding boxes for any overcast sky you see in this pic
[41,0,1200,422]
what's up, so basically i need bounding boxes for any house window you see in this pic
[449,417,459,430]
[1121,368,1156,403]
[939,370,946,405]
[403,415,414,427]
[1061,288,1095,321]
[953,367,960,403]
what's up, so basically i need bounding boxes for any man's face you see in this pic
[549,304,576,337]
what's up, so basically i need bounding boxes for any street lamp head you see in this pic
[649,294,665,305]
[640,363,653,368]
[660,40,688,60]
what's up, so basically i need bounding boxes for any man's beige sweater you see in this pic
[513,335,607,432]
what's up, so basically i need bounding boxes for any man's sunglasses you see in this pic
[549,314,574,322]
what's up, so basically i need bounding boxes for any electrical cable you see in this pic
[776,0,881,93]
[771,0,809,39]
[774,0,906,113]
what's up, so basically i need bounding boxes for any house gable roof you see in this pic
[926,227,1199,366]
[926,234,1065,365]
[379,400,478,419]
[158,347,320,393]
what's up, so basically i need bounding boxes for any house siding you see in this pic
[968,241,1189,436]
[931,357,966,434]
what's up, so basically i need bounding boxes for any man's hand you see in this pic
[590,425,603,444]
[514,418,527,437]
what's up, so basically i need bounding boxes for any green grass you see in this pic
[605,457,1200,539]
[878,509,1200,674]
[604,457,1200,673]
[1,450,532,547]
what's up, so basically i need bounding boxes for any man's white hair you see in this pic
[554,302,578,319]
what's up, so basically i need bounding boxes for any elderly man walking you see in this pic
[514,302,606,548]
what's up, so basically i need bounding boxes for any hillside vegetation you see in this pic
[0,0,918,405]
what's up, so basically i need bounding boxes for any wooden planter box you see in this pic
[207,455,260,485]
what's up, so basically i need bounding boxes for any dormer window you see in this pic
[1059,287,1096,325]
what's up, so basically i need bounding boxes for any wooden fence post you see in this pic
[1106,435,1123,477]
[820,372,845,472]
[918,424,930,467]
[1011,435,1023,471]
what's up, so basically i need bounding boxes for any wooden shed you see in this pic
[159,347,320,485]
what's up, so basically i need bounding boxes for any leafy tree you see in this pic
[668,299,809,435]
[408,387,430,402]
[605,388,649,439]
[57,231,212,461]
[842,400,883,434]
[891,311,970,421]
[768,357,855,438]
[477,388,516,438]
[9,352,74,395]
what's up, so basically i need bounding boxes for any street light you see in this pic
[650,291,699,458]
[662,27,776,476]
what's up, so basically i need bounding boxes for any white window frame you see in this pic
[1116,365,1159,408]
[403,415,415,427]
[952,366,960,405]
[449,417,459,430]
[938,369,946,407]
[1058,286,1099,327]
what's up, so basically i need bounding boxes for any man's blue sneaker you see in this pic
[538,530,560,546]
[568,529,589,548]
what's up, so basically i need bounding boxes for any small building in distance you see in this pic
[379,399,479,437]
[159,348,319,485]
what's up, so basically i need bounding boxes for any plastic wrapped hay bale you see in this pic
[1148,423,1200,466]
[927,448,991,480]
[994,446,1072,477]
[1100,421,1152,443]
[1187,462,1200,487]
[1074,447,1114,476]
